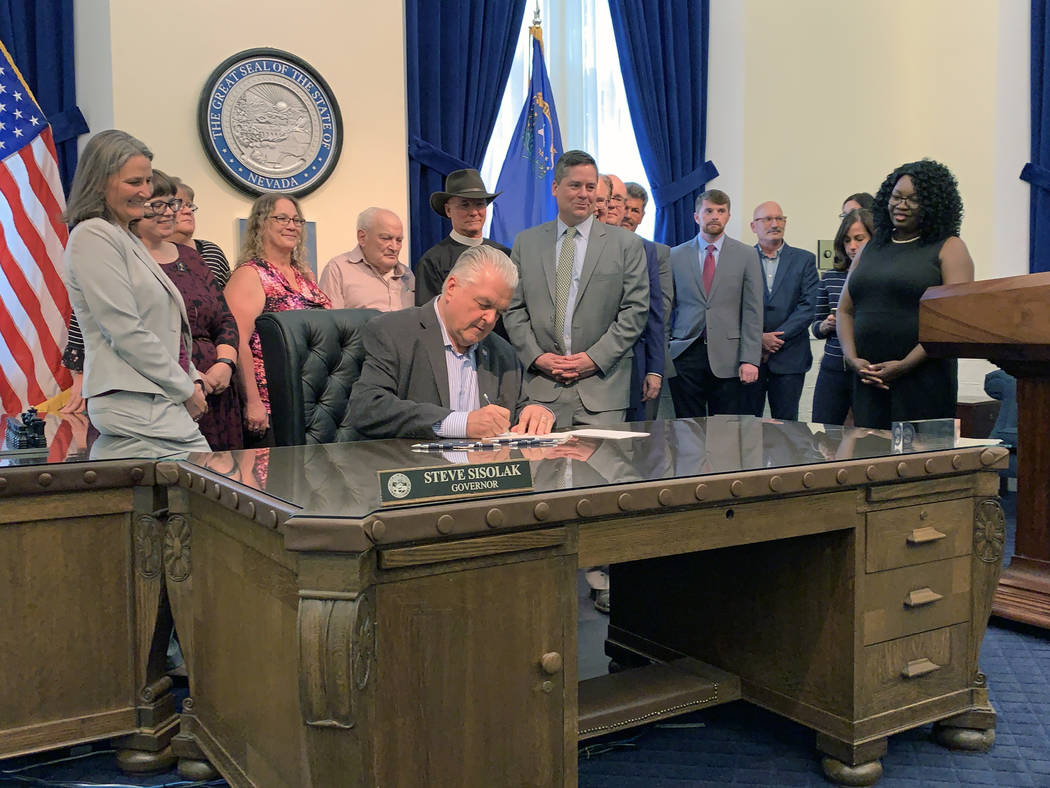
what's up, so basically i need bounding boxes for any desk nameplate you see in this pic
[378,460,532,506]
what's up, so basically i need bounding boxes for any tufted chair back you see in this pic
[256,308,378,446]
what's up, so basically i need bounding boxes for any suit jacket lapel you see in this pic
[576,221,607,300]
[419,306,450,408]
[127,233,191,327]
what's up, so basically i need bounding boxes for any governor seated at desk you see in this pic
[348,245,553,439]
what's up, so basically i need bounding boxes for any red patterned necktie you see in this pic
[702,244,716,294]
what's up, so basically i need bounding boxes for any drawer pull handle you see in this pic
[901,657,942,678]
[907,526,946,544]
[904,587,943,607]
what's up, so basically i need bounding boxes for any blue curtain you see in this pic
[608,0,716,247]
[1022,0,1050,273]
[405,0,526,264]
[0,0,87,195]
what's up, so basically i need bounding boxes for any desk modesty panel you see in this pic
[161,416,1008,787]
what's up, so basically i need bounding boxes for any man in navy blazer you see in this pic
[745,202,818,420]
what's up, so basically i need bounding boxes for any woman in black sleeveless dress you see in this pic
[836,160,975,429]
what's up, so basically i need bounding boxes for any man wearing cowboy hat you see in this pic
[415,169,511,311]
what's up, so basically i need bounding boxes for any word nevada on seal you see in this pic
[198,48,343,196]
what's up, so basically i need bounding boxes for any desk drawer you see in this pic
[865,499,972,573]
[862,556,970,645]
[859,623,969,717]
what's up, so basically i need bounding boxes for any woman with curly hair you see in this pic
[836,160,974,429]
[224,194,330,447]
[810,208,873,424]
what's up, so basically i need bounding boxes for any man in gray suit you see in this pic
[668,189,763,417]
[504,150,649,428]
[349,246,554,440]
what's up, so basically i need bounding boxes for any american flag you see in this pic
[0,39,72,414]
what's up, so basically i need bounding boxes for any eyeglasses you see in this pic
[143,198,183,214]
[269,215,306,227]
[755,215,786,224]
[181,203,198,213]
[888,193,920,207]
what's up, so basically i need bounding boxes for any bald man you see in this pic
[744,201,818,420]
[603,173,628,226]
[318,207,415,311]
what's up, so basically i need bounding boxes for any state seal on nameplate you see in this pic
[198,48,343,197]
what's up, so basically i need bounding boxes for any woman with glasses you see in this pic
[130,169,243,450]
[61,130,209,457]
[224,194,330,447]
[170,179,234,288]
[836,160,974,429]
[810,208,873,424]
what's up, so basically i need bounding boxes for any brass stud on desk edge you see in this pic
[576,498,592,517]
[437,514,455,534]
[952,454,963,469]
[130,467,145,482]
[82,470,97,484]
[730,480,744,497]
[0,477,6,491]
[866,465,878,480]
[485,508,504,528]
[897,462,909,477]
[533,501,550,520]
[980,448,1000,466]
[802,472,815,488]
[37,472,52,487]
[658,488,673,506]
[617,493,633,511]
[924,458,937,474]
[836,468,849,484]
[369,519,386,541]
[694,483,707,501]
[768,475,783,492]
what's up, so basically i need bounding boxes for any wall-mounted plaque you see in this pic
[198,48,342,197]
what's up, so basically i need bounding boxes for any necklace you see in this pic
[891,235,920,244]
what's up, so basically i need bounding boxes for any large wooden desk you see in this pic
[162,417,1008,786]
[0,415,178,771]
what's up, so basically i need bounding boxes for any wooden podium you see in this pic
[920,272,1050,628]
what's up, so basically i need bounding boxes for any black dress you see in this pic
[847,237,957,429]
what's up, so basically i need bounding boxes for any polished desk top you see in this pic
[166,417,1004,552]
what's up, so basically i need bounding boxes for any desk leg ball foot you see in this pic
[178,758,219,780]
[933,724,995,752]
[821,756,883,786]
[115,745,177,774]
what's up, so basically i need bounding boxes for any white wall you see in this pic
[75,0,409,267]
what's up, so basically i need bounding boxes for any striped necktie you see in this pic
[554,226,577,349]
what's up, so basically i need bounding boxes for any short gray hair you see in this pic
[444,245,518,293]
[554,150,597,183]
[357,206,400,232]
[625,181,648,208]
[64,129,153,228]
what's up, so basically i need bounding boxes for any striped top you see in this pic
[193,239,232,289]
[811,270,847,370]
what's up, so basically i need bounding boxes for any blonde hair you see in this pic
[236,193,309,272]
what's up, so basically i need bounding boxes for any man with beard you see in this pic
[668,189,763,417]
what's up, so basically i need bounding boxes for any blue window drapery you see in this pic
[406,0,527,264]
[608,0,716,247]
[1022,0,1050,273]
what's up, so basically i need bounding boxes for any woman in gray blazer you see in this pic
[62,130,210,458]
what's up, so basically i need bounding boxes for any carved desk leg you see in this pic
[817,734,886,787]
[114,489,178,773]
[932,496,1004,752]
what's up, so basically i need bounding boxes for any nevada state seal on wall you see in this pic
[198,48,342,196]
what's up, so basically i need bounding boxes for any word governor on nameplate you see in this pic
[379,460,533,505]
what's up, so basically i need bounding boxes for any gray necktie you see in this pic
[554,226,576,350]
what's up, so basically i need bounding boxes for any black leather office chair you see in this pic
[256,308,378,446]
